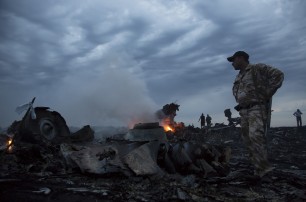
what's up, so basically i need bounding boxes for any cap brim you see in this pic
[227,56,234,62]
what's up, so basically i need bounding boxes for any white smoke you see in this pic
[50,66,159,127]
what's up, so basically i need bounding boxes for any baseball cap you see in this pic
[227,51,249,62]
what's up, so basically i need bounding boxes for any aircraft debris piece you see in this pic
[7,97,95,146]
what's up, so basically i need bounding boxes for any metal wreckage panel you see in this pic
[60,124,230,177]
[60,140,163,176]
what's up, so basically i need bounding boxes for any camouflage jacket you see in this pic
[233,63,284,105]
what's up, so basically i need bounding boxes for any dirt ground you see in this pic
[1,126,306,202]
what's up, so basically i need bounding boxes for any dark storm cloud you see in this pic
[0,0,305,128]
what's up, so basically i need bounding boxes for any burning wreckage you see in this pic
[0,99,230,178]
[1,99,306,201]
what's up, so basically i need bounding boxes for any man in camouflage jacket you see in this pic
[227,51,284,178]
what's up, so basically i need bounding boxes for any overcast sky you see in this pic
[1,0,305,128]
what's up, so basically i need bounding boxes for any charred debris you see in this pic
[1,98,230,177]
[1,98,306,201]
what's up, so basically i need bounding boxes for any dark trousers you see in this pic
[297,117,302,127]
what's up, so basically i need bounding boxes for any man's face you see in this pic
[231,56,243,70]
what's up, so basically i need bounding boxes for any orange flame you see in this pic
[6,137,13,153]
[163,125,174,132]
